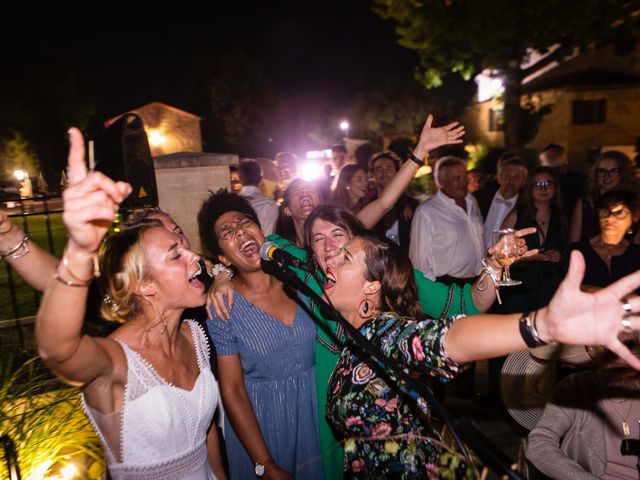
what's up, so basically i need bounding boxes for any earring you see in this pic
[358,298,374,319]
[628,226,633,235]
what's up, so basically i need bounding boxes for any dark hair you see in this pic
[303,204,367,268]
[331,145,347,154]
[593,332,640,394]
[369,151,402,172]
[331,164,368,213]
[595,189,640,217]
[586,151,636,205]
[197,189,260,257]
[238,160,262,186]
[358,233,422,319]
[274,178,305,245]
[517,166,567,238]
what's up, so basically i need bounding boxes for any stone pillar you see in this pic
[154,152,238,255]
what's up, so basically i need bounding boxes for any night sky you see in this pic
[1,1,418,161]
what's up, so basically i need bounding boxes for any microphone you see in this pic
[260,241,312,272]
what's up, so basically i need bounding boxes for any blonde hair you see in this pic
[98,224,158,322]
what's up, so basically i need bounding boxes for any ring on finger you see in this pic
[622,300,633,317]
[621,317,633,333]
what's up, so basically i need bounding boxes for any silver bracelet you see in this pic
[0,235,30,260]
[211,263,234,279]
[476,257,502,304]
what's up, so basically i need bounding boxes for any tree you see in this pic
[0,131,40,181]
[373,0,640,152]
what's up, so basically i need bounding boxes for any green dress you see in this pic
[267,234,479,479]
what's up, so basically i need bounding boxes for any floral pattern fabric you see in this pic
[327,313,463,478]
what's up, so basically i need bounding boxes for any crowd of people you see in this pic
[2,120,640,479]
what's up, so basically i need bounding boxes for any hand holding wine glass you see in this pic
[491,228,522,286]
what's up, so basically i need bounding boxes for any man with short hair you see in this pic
[369,151,418,253]
[274,152,298,203]
[330,145,349,172]
[238,160,279,235]
[478,158,528,248]
[409,157,484,284]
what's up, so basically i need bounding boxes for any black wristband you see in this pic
[409,152,424,166]
[519,311,547,348]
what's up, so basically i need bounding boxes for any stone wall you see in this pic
[154,152,238,255]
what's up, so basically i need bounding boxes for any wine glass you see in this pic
[491,228,522,286]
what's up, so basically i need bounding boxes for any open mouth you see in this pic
[324,268,336,291]
[239,239,259,257]
[188,264,205,291]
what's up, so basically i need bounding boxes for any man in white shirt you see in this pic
[237,160,279,235]
[409,157,485,284]
[481,158,528,248]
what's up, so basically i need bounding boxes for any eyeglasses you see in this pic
[216,216,255,240]
[598,207,631,219]
[532,180,555,190]
[596,167,622,177]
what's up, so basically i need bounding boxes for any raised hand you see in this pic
[537,250,640,369]
[62,128,131,254]
[413,114,465,158]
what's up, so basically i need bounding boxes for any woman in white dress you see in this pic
[36,128,227,479]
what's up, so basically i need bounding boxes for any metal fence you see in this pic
[2,195,64,320]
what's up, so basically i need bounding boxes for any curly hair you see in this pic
[358,233,422,320]
[197,189,260,258]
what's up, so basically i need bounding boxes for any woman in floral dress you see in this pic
[324,233,640,478]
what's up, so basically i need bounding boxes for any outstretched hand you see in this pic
[62,128,132,254]
[413,114,465,158]
[538,250,640,369]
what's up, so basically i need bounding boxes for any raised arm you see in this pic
[357,115,464,229]
[444,250,640,369]
[36,128,132,386]
[0,209,59,291]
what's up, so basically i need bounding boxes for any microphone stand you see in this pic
[265,260,524,480]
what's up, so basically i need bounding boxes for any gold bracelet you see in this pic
[61,249,98,283]
[53,272,92,287]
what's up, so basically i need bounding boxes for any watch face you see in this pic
[255,464,266,476]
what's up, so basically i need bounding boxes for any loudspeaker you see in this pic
[94,113,158,209]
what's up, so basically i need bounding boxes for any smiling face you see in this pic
[596,157,623,193]
[310,218,351,290]
[372,157,398,191]
[284,179,321,222]
[347,168,368,202]
[214,211,265,273]
[141,227,206,310]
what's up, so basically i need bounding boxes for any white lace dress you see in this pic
[81,320,220,480]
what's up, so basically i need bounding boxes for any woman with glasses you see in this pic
[501,167,568,312]
[567,189,640,294]
[569,151,637,243]
[198,190,323,480]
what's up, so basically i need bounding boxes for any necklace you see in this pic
[608,398,635,436]
[593,236,628,260]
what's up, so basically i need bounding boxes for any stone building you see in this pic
[463,48,640,169]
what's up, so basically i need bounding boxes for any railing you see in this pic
[1,195,65,320]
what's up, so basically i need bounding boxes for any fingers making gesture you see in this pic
[62,128,132,254]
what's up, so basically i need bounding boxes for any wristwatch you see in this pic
[254,457,272,477]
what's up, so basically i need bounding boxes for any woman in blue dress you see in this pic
[198,190,323,480]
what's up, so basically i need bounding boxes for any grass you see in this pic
[0,212,67,320]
